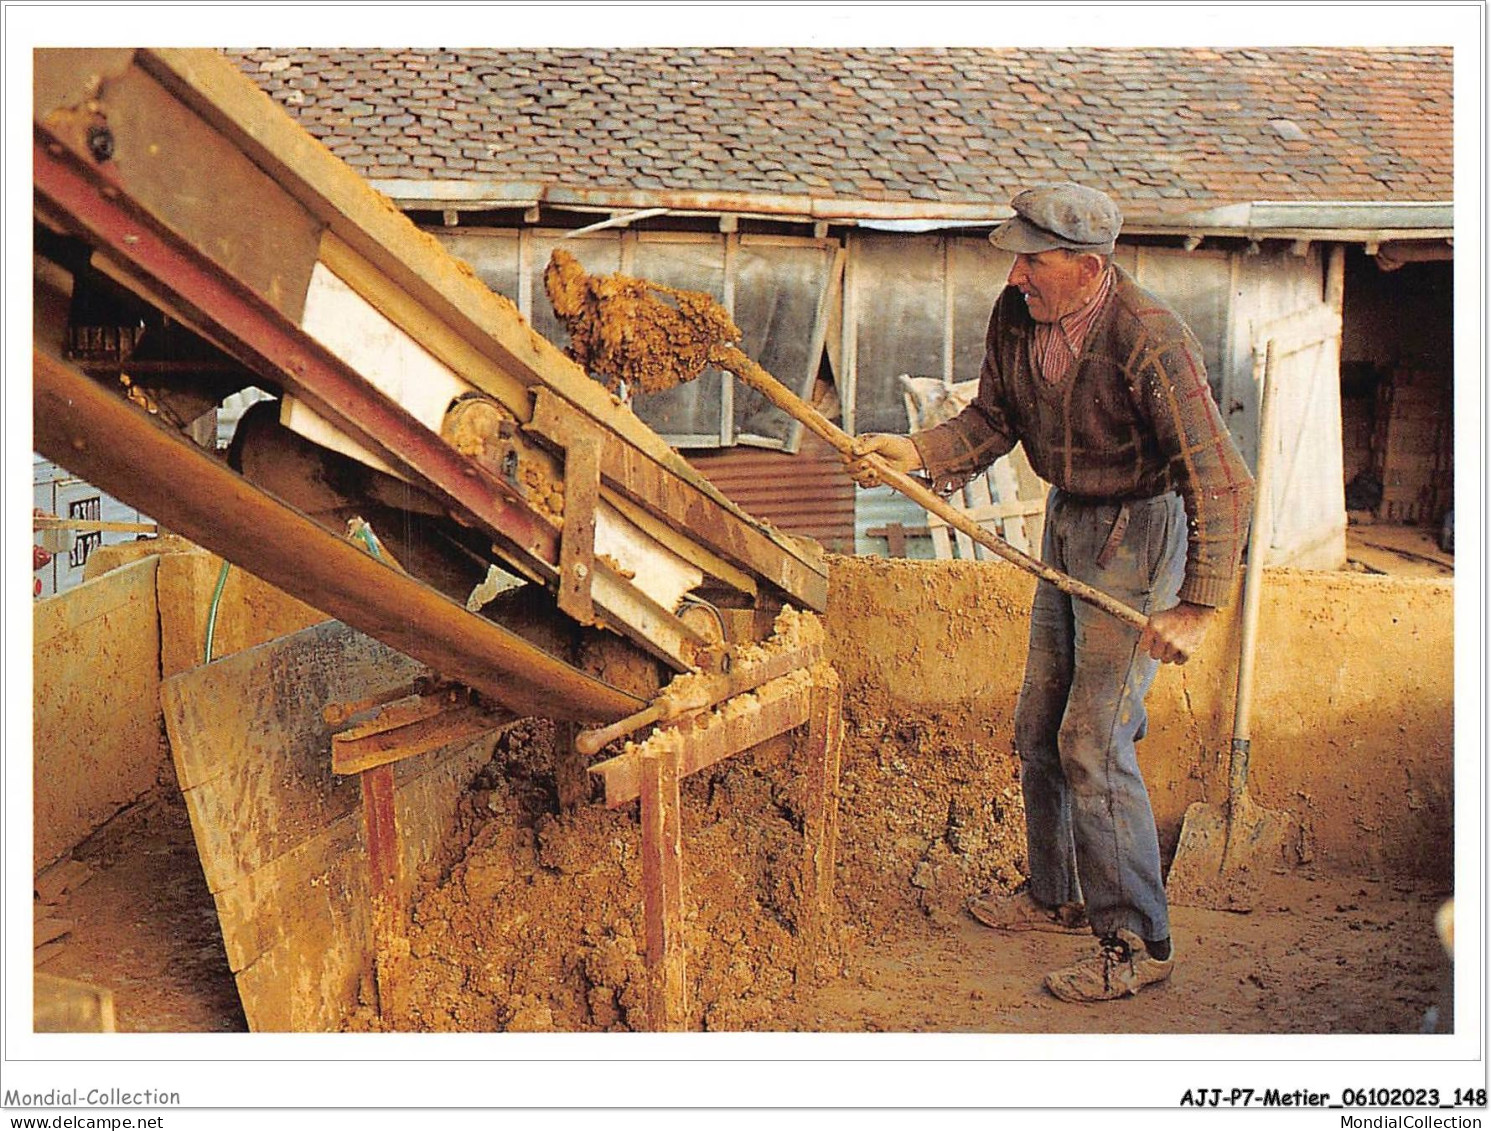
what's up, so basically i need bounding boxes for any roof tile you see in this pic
[224,46,1451,214]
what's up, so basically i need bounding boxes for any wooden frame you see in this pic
[590,659,843,1031]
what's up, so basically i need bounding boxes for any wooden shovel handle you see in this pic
[715,345,1150,632]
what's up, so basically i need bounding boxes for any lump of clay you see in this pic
[544,248,741,396]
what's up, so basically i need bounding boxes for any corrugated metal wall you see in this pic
[686,431,856,555]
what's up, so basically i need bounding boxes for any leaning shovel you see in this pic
[1166,341,1296,912]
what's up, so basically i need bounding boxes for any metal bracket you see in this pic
[526,388,603,625]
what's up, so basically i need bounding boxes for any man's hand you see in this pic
[845,433,923,488]
[1140,601,1216,665]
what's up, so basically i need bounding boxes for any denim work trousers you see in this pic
[1013,488,1187,943]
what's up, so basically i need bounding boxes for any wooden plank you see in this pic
[989,457,1028,553]
[591,671,813,808]
[1011,445,1048,555]
[160,619,498,1030]
[332,702,508,776]
[155,549,326,680]
[963,476,992,560]
[361,763,410,1020]
[37,55,324,326]
[798,663,843,981]
[33,556,164,867]
[929,514,954,560]
[33,974,116,1033]
[867,523,912,556]
[530,389,602,624]
[640,736,687,1031]
[601,489,757,599]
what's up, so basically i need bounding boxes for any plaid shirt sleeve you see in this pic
[1131,321,1254,607]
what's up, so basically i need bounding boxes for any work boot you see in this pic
[1044,928,1174,1002]
[967,884,1089,934]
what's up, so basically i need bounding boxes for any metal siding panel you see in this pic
[854,488,934,558]
[686,432,856,554]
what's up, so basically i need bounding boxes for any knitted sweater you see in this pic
[911,265,1254,608]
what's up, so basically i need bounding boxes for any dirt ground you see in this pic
[1344,522,1454,579]
[30,519,1453,1035]
[33,692,1453,1036]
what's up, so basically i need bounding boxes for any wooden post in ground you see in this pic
[639,733,687,1031]
[554,720,590,811]
[799,662,844,981]
[361,762,410,1020]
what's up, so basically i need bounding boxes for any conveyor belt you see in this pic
[34,343,645,724]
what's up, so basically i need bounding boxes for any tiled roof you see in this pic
[226,47,1452,217]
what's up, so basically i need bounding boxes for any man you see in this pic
[848,183,1253,1002]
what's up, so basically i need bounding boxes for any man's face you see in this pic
[1007,249,1101,323]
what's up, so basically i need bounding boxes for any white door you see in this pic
[1250,300,1347,569]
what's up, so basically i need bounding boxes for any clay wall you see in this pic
[33,557,164,867]
[826,556,1454,883]
[35,542,326,871]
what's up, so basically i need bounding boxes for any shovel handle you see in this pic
[1230,340,1279,791]
[716,345,1150,632]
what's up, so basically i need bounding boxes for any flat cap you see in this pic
[989,182,1122,256]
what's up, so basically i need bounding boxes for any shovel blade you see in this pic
[1166,796,1295,913]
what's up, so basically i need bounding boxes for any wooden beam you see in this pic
[317,237,824,614]
[640,734,687,1031]
[332,701,510,776]
[160,620,495,1030]
[360,763,409,1018]
[590,671,813,808]
[798,663,844,982]
[33,516,158,535]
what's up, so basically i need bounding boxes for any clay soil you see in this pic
[33,690,1452,1036]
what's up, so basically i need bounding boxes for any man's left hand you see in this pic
[1140,601,1216,665]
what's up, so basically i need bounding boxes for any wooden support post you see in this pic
[640,735,687,1031]
[798,662,844,982]
[361,763,410,1020]
[554,719,589,811]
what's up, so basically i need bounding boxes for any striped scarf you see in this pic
[1031,265,1115,384]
